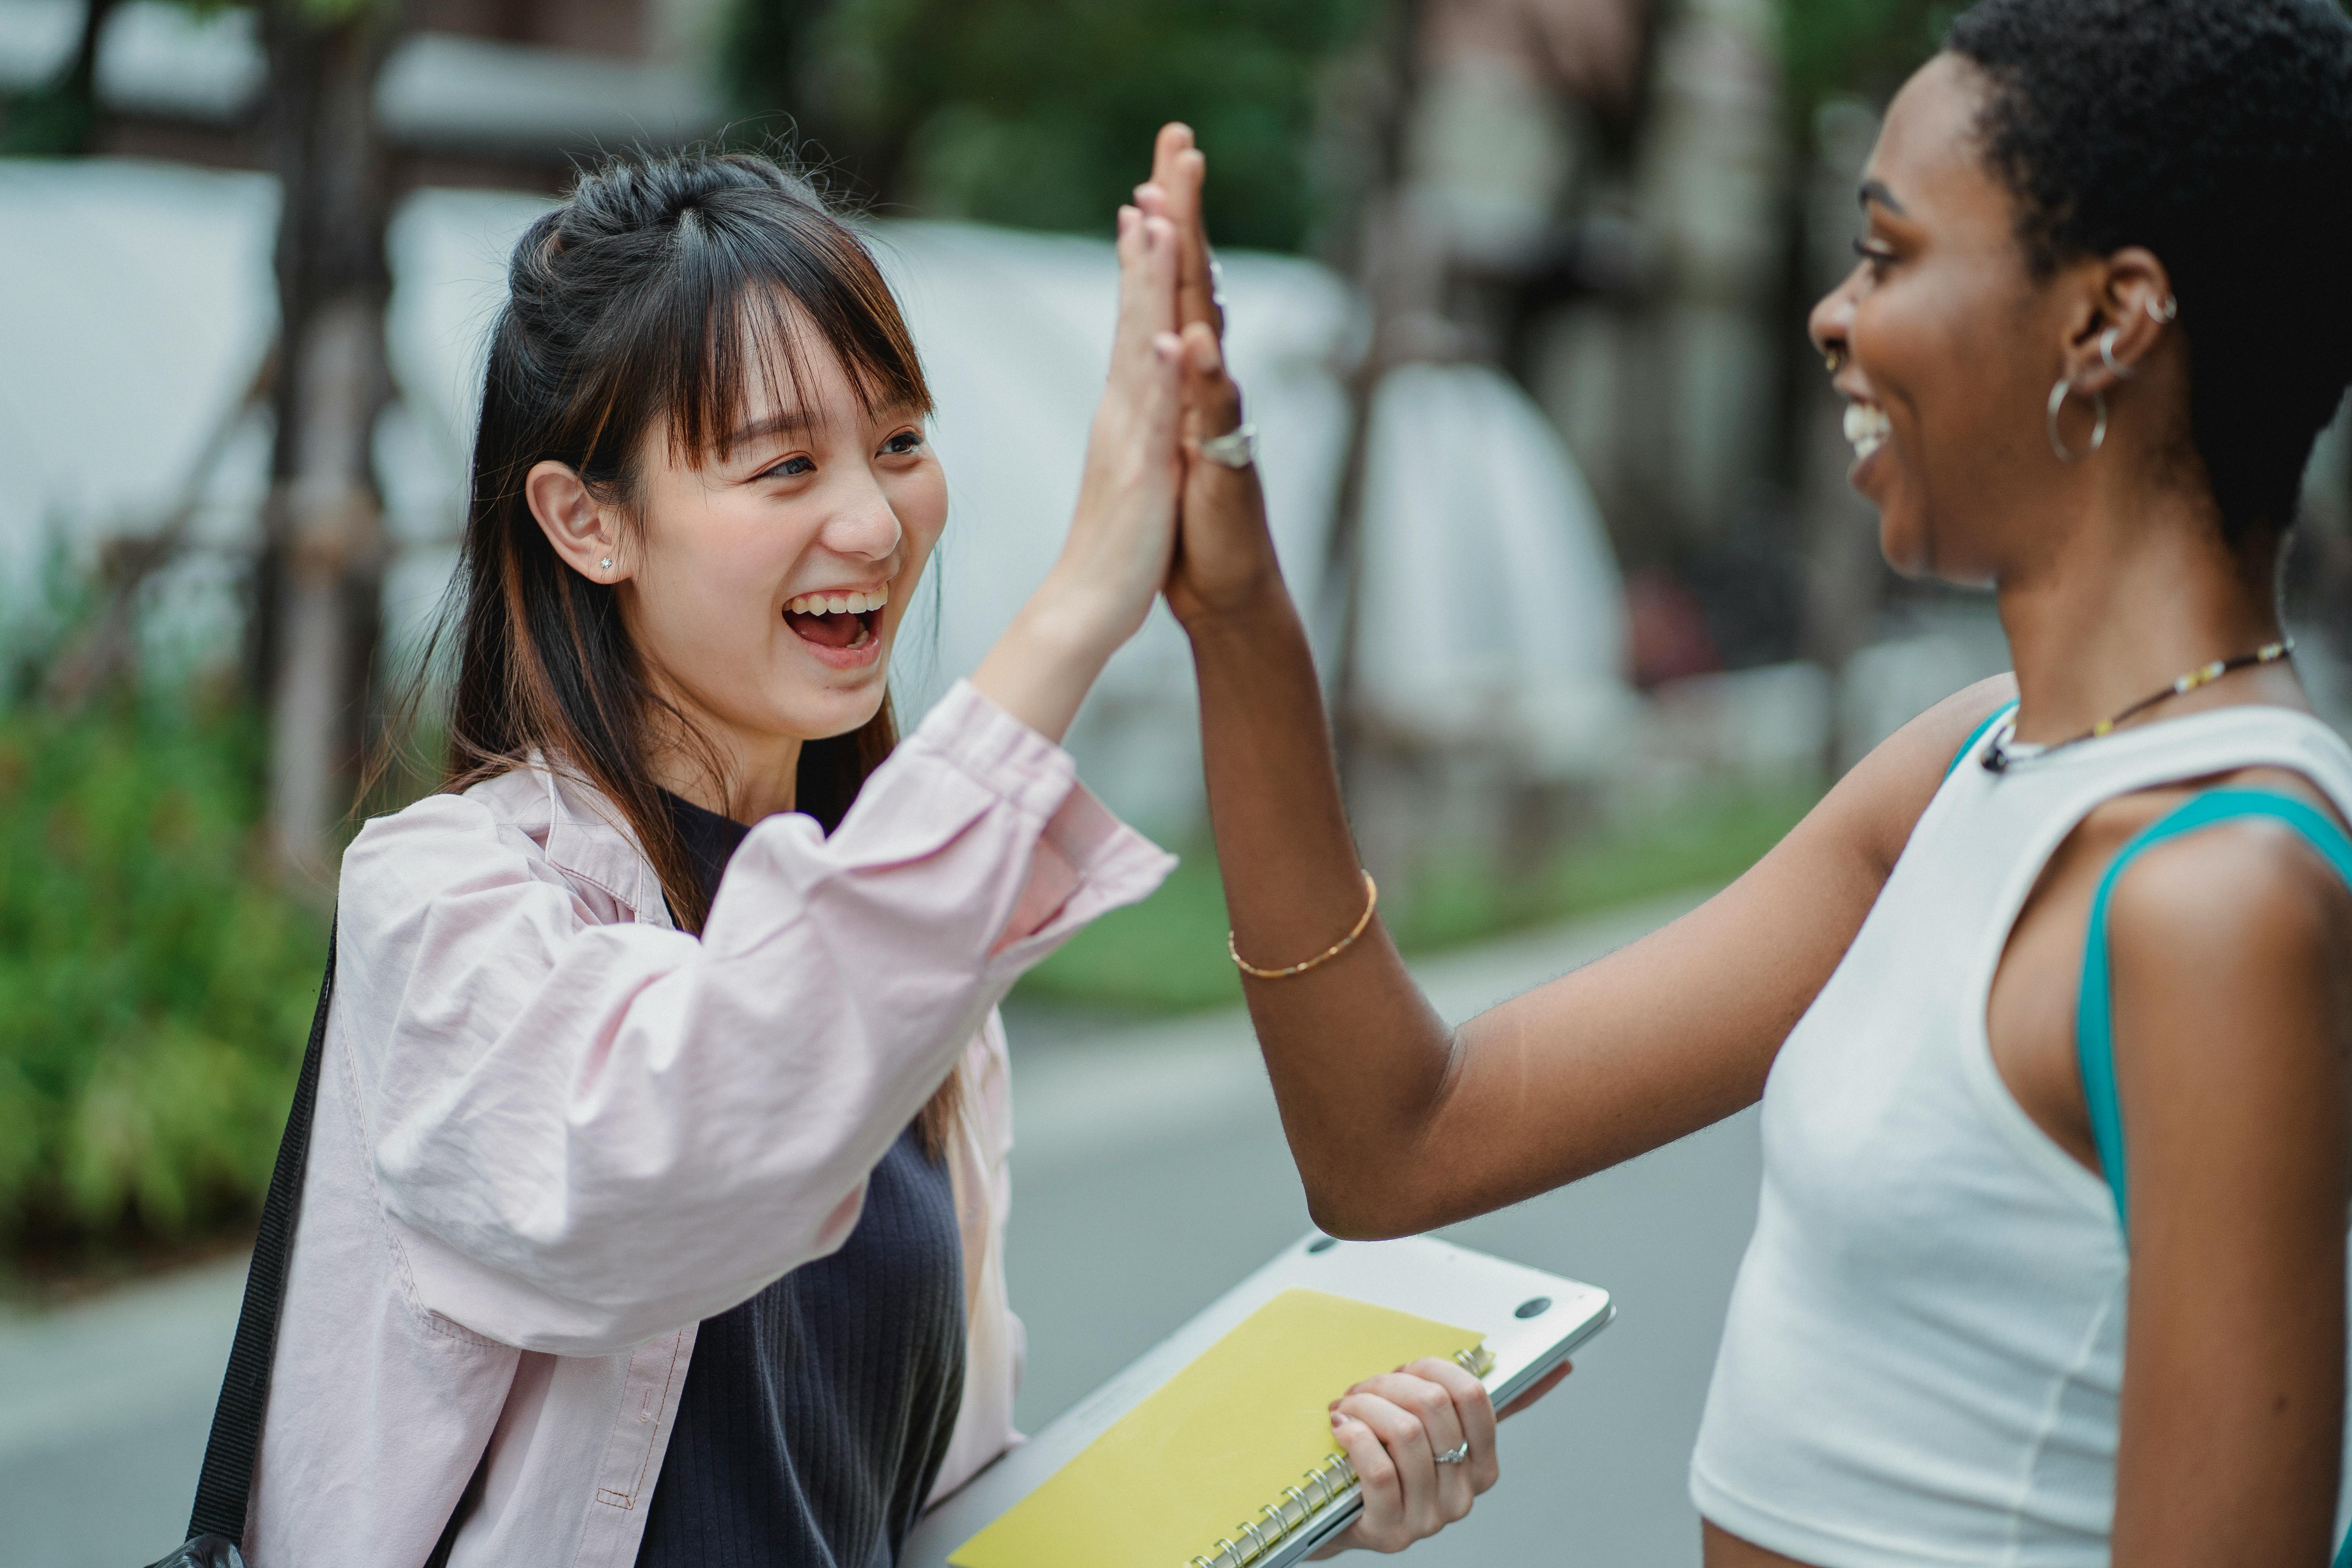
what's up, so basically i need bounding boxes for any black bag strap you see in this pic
[183,918,337,1545]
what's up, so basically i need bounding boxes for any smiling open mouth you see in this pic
[1843,402,1891,461]
[784,586,887,651]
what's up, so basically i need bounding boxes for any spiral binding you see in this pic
[1187,1451,1356,1568]
[1184,1345,1497,1568]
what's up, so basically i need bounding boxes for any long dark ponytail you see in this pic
[436,150,959,1153]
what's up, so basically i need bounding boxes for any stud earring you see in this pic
[599,557,613,572]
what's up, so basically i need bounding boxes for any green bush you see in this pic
[0,693,326,1249]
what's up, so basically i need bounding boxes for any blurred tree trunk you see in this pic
[0,0,119,154]
[249,0,404,884]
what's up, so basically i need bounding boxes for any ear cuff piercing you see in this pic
[2098,327,2133,380]
[2146,293,2178,325]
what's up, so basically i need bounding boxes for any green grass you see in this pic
[0,692,328,1262]
[1014,781,1822,1014]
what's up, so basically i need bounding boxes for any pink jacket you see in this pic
[243,682,1173,1566]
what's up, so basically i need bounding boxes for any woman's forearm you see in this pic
[1188,583,1463,1235]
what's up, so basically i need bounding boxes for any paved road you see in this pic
[0,889,1759,1567]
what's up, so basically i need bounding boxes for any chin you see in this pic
[1877,508,1935,579]
[793,679,891,742]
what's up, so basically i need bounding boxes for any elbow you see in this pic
[1301,1171,1436,1242]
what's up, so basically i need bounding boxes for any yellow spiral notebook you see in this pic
[947,1289,1486,1568]
[904,1231,1614,1568]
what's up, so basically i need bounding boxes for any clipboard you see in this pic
[904,1230,1614,1568]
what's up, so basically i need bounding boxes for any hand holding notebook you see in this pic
[905,1232,1613,1568]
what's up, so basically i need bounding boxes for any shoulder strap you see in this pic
[2075,795,2352,1568]
[1948,701,2019,778]
[2076,793,2352,1231]
[183,919,337,1546]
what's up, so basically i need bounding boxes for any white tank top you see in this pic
[1690,702,2352,1568]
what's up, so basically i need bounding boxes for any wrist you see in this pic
[1026,567,1140,668]
[1180,571,1298,646]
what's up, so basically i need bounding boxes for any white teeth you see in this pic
[787,587,889,615]
[1842,402,1891,459]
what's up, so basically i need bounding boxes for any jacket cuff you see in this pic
[918,682,1176,962]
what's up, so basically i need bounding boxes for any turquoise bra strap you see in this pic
[2076,789,2352,1231]
[2076,788,2352,1568]
[1949,701,2020,778]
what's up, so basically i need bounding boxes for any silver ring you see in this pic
[1208,249,1227,314]
[1434,1441,1470,1465]
[1200,422,1257,470]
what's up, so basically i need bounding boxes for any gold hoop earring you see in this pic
[2047,377,2107,463]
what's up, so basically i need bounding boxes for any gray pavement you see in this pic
[0,887,1759,1567]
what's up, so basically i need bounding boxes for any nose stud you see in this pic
[1823,344,1847,375]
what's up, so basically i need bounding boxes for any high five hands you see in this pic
[1132,125,1287,632]
[1131,122,1574,1555]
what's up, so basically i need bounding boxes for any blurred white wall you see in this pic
[0,160,1641,840]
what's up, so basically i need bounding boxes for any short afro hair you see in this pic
[1946,0,2352,540]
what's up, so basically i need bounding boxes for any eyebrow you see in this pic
[726,410,818,450]
[1858,179,1907,216]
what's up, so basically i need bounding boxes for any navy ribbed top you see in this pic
[634,791,967,1568]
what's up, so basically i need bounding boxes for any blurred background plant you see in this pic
[0,555,323,1292]
[726,0,1380,250]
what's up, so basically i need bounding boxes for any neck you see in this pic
[645,699,800,824]
[1994,464,2297,744]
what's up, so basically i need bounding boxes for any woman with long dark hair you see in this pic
[235,151,1497,1565]
[1152,0,2352,1561]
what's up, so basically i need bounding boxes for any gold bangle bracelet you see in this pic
[1228,872,1379,980]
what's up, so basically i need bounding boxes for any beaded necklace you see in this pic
[1981,640,2296,773]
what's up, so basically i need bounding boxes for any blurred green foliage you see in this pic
[1016,781,1819,1013]
[725,0,1379,251]
[1777,0,1955,133]
[0,691,326,1255]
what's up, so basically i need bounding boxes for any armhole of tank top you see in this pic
[2076,788,2352,1236]
[1948,701,2020,779]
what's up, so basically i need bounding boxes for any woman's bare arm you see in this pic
[1185,557,2004,1233]
[1143,125,2004,1239]
[2105,824,2352,1566]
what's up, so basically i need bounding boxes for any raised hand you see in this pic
[1132,126,1288,630]
[968,197,1185,740]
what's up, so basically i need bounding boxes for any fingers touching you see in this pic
[1111,203,1183,388]
[1140,121,1223,340]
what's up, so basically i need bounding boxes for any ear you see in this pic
[525,461,629,583]
[2066,246,2179,395]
